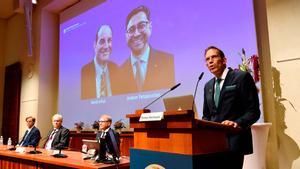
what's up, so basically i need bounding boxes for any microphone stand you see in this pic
[8,145,16,151]
[29,146,42,154]
[192,73,204,112]
[53,148,68,158]
[143,90,172,110]
[143,83,181,110]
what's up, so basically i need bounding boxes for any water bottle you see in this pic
[82,144,87,153]
[0,136,3,146]
[7,137,12,148]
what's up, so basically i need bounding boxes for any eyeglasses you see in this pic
[98,120,109,123]
[205,55,222,62]
[126,21,149,36]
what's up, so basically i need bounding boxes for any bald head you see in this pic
[52,114,63,129]
[98,114,112,131]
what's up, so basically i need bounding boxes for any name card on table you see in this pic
[15,147,25,153]
[139,112,164,122]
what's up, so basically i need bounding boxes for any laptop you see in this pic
[82,139,99,151]
[163,95,199,119]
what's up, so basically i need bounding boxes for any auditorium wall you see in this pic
[0,14,27,137]
[266,0,300,168]
[0,19,6,135]
[0,0,299,168]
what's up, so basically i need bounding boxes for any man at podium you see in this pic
[202,46,260,169]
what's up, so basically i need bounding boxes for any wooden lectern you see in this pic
[126,110,239,169]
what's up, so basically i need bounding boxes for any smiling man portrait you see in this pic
[119,5,175,94]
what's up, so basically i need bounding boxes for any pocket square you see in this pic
[225,85,236,91]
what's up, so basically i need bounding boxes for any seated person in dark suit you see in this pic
[18,116,41,147]
[119,5,175,94]
[44,114,70,150]
[96,114,120,161]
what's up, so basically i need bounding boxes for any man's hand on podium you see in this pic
[221,120,239,128]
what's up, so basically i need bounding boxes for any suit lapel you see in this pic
[24,127,33,143]
[90,62,96,95]
[219,68,234,105]
[51,127,62,146]
[53,128,60,142]
[144,48,163,90]
[143,48,155,88]
[125,59,138,91]
[206,79,217,111]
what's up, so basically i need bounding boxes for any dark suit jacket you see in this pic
[20,126,41,147]
[44,126,70,150]
[118,48,175,94]
[81,60,119,99]
[202,68,260,155]
[96,128,120,156]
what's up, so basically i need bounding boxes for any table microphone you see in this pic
[53,147,68,158]
[8,145,16,151]
[192,72,204,112]
[143,83,181,110]
[29,146,42,154]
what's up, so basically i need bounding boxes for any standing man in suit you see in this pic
[44,114,70,150]
[81,24,119,99]
[202,46,260,169]
[96,114,120,160]
[18,116,41,147]
[119,5,175,94]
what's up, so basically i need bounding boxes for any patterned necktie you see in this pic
[135,59,143,91]
[49,129,57,140]
[100,132,106,139]
[214,78,222,108]
[100,72,107,97]
[44,129,57,148]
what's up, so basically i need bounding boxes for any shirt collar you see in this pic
[130,45,150,66]
[216,67,229,81]
[53,126,61,131]
[94,57,108,73]
[102,127,110,133]
[27,126,34,132]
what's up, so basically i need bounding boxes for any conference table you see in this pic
[0,145,130,169]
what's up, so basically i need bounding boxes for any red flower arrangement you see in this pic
[238,48,260,83]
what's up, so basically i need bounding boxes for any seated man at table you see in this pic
[96,114,120,163]
[44,114,70,150]
[18,116,41,147]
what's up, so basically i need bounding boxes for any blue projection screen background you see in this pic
[59,0,262,128]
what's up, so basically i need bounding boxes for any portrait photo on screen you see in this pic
[58,0,262,128]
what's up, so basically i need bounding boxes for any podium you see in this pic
[126,110,239,169]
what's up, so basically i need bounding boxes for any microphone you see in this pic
[192,72,204,112]
[143,83,181,110]
[170,83,181,91]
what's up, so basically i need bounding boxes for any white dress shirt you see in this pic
[94,57,112,97]
[45,129,58,150]
[130,45,150,82]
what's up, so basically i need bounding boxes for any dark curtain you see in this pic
[2,62,22,145]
